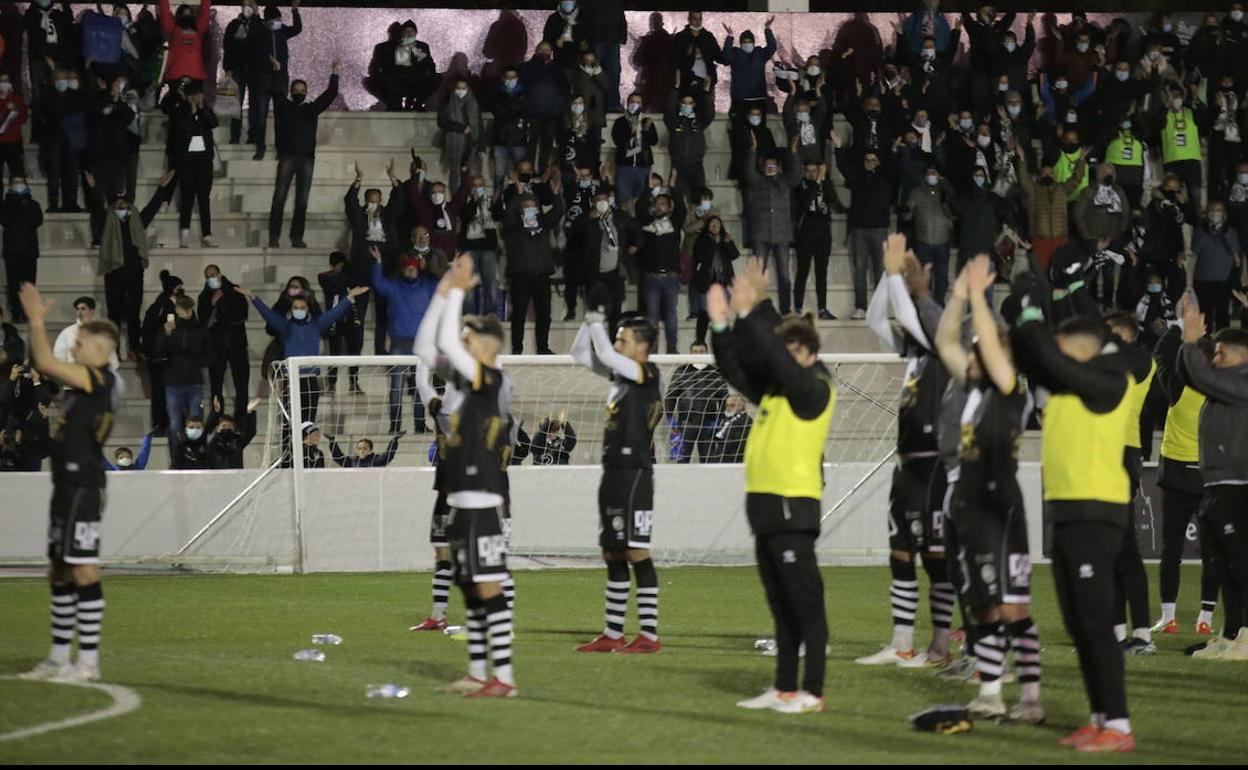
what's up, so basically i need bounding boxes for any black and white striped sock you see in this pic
[75,582,105,669]
[484,594,514,686]
[465,597,488,681]
[1007,618,1041,702]
[431,561,452,620]
[604,560,630,640]
[502,573,516,613]
[889,555,918,650]
[973,622,1007,695]
[632,558,659,641]
[49,584,75,665]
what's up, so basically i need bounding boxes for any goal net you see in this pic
[167,352,906,572]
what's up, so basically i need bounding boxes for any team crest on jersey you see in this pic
[909,519,923,537]
[612,515,625,532]
[979,563,997,585]
[1079,563,1094,579]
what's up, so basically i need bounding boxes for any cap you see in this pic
[401,257,422,271]
[301,421,319,438]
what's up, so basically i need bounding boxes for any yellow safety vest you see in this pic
[745,373,837,500]
[1124,360,1156,449]
[1161,109,1202,163]
[1107,133,1145,167]
[1161,386,1205,463]
[1053,149,1090,201]
[1042,378,1133,504]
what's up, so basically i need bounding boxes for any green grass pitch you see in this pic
[0,565,1242,764]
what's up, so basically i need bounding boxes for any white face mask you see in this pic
[571,103,584,114]
[959,118,973,131]
[1004,41,1016,52]
[291,308,308,320]
[431,192,446,205]
[1172,98,1184,110]
[796,111,810,123]
[1238,173,1248,185]
[925,174,939,187]
[594,199,610,214]
[115,208,130,220]
[976,135,991,147]
[748,115,762,127]
[473,186,486,197]
[185,428,204,441]
[627,102,641,115]
[1116,70,1130,82]
[115,456,132,467]
[921,48,936,60]
[454,88,468,99]
[207,276,222,289]
[1006,105,1021,117]
[973,176,987,188]
[698,200,712,212]
[1054,80,1068,91]
[1148,50,1161,61]
[269,19,282,30]
[806,66,820,77]
[741,43,755,54]
[1076,42,1089,53]
[679,104,694,117]
[242,5,254,18]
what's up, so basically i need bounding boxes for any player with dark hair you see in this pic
[570,286,664,655]
[935,256,1042,724]
[710,258,836,715]
[415,254,517,697]
[17,283,119,684]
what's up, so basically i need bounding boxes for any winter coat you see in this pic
[719,28,777,102]
[370,261,438,340]
[742,147,802,244]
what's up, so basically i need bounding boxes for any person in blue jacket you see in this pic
[328,434,402,468]
[238,281,368,424]
[369,244,441,434]
[103,433,153,471]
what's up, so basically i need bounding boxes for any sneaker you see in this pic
[463,677,517,698]
[51,662,100,684]
[1192,636,1235,659]
[253,147,266,160]
[854,645,916,666]
[1058,725,1102,748]
[438,675,486,694]
[409,617,448,632]
[179,228,190,248]
[1008,699,1046,725]
[1195,621,1214,636]
[966,692,1007,719]
[575,634,628,653]
[291,240,307,249]
[818,309,836,320]
[202,235,218,248]
[562,312,577,322]
[1123,638,1157,656]
[770,690,826,714]
[267,239,280,249]
[1151,617,1178,635]
[17,659,72,681]
[1076,728,1134,753]
[1221,629,1248,661]
[736,687,786,710]
[615,636,661,654]
[898,650,955,669]
[935,656,977,681]
[850,308,867,320]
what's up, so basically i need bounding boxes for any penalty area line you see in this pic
[0,676,142,742]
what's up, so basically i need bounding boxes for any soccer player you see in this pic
[416,255,517,697]
[859,232,956,668]
[16,283,118,684]
[935,257,1042,724]
[1009,280,1137,753]
[569,288,664,655]
[710,259,836,715]
[409,362,461,632]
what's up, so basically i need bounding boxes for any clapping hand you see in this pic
[1179,291,1205,343]
[707,284,730,326]
[965,254,995,295]
[882,232,908,275]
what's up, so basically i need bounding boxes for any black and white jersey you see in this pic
[955,377,1032,509]
[603,362,662,469]
[443,364,511,496]
[51,366,115,488]
[897,353,947,456]
[939,379,968,479]
[429,384,462,492]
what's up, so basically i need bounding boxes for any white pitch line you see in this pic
[0,676,142,742]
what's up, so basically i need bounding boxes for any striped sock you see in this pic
[973,622,1007,696]
[75,582,105,669]
[603,560,630,640]
[465,597,488,681]
[924,557,955,656]
[889,556,918,651]
[502,573,516,613]
[49,584,76,665]
[484,594,514,686]
[632,558,659,641]
[430,561,452,620]
[1007,618,1041,702]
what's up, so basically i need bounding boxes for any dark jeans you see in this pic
[4,249,35,322]
[104,263,143,354]
[207,325,250,420]
[795,220,831,312]
[1194,280,1232,333]
[593,41,622,112]
[147,361,168,431]
[642,272,680,353]
[298,372,321,424]
[371,292,389,355]
[914,241,950,302]
[754,242,792,315]
[755,527,827,697]
[387,337,426,434]
[229,71,250,143]
[676,420,717,463]
[249,70,288,151]
[527,116,559,174]
[177,152,214,236]
[269,155,315,245]
[672,158,705,203]
[1198,486,1248,639]
[508,273,552,354]
[44,137,80,209]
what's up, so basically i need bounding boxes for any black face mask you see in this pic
[866,109,880,119]
[1061,142,1079,153]
[290,92,306,104]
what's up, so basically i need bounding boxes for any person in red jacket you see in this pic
[159,0,211,87]
[0,71,27,179]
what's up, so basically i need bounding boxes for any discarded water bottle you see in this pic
[293,649,326,662]
[312,634,343,645]
[754,638,777,652]
[366,684,410,699]
[443,625,465,636]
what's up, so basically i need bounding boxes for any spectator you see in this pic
[299,421,325,468]
[155,294,209,461]
[1155,83,1206,207]
[1229,161,1248,239]
[897,21,961,131]
[162,79,217,248]
[672,11,720,117]
[0,174,41,322]
[1145,174,1197,305]
[0,306,23,381]
[240,281,367,425]
[690,215,738,345]
[1016,146,1086,272]
[344,162,404,356]
[1059,23,1100,94]
[501,179,564,355]
[1089,61,1148,148]
[247,0,303,159]
[683,187,720,318]
[204,398,258,469]
[408,163,469,261]
[579,184,640,328]
[637,177,686,353]
[843,92,894,165]
[258,275,320,379]
[222,0,259,144]
[708,393,751,463]
[86,75,136,247]
[520,40,567,173]
[35,65,86,212]
[581,0,623,111]
[611,93,658,210]
[1208,75,1239,202]
[103,434,153,471]
[197,265,250,420]
[560,164,602,319]
[632,11,675,112]
[953,166,1004,274]
[665,90,713,203]
[794,160,841,318]
[781,93,827,169]
[52,295,121,374]
[370,245,438,435]
[170,414,208,469]
[835,133,892,319]
[529,415,577,465]
[318,251,359,394]
[558,98,600,193]
[570,50,607,137]
[899,0,953,58]
[721,18,776,168]
[158,0,211,90]
[22,0,76,109]
[1104,115,1149,210]
[0,386,50,472]
[460,175,503,315]
[986,13,1036,107]
[438,79,482,194]
[1073,163,1130,248]
[0,72,27,180]
[329,433,401,468]
[829,12,885,107]
[1192,201,1242,333]
[491,66,528,189]
[91,169,178,361]
[666,343,728,463]
[370,19,438,112]
[542,0,588,72]
[141,271,184,435]
[743,140,801,314]
[267,62,338,249]
[0,361,51,439]
[904,166,955,300]
[1051,127,1091,204]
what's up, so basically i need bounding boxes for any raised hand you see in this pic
[965,254,994,295]
[765,15,774,28]
[902,253,931,299]
[234,285,254,300]
[951,264,970,301]
[707,284,730,326]
[1233,288,1248,308]
[883,232,908,275]
[369,244,382,262]
[347,286,371,300]
[354,162,363,182]
[723,23,733,36]
[18,283,51,322]
[386,159,396,179]
[829,129,842,149]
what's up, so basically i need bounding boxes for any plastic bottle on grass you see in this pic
[366,684,411,699]
[312,634,343,645]
[293,649,326,662]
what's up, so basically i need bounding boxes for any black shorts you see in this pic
[888,458,947,555]
[429,489,450,547]
[445,504,509,587]
[952,500,1031,611]
[48,485,104,565]
[598,467,654,551]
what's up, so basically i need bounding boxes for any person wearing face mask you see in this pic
[1015,145,1086,273]
[197,266,251,422]
[103,435,153,472]
[899,0,953,58]
[138,271,183,435]
[1088,63,1147,138]
[637,183,688,353]
[1157,85,1207,210]
[460,176,505,316]
[577,0,625,112]
[267,61,339,248]
[541,0,588,72]
[689,215,739,343]
[437,80,482,195]
[1038,68,1096,130]
[793,162,843,319]
[520,41,569,173]
[560,165,603,319]
[903,166,955,299]
[157,0,210,89]
[1051,128,1091,204]
[1206,78,1241,202]
[490,66,528,188]
[986,14,1036,109]
[370,246,439,436]
[0,75,28,182]
[831,131,893,317]
[1144,175,1197,304]
[721,20,776,148]
[502,179,565,354]
[169,416,207,470]
[222,0,259,144]
[953,166,1004,273]
[558,98,602,194]
[21,0,75,107]
[1191,202,1243,333]
[409,167,471,260]
[577,185,640,329]
[897,23,961,129]
[1227,162,1248,237]
[247,0,303,157]
[570,50,608,132]
[611,93,658,210]
[673,11,721,113]
[0,174,41,323]
[203,399,259,469]
[34,66,87,213]
[742,134,801,315]
[1142,12,1183,63]
[371,20,438,112]
[1060,30,1101,94]
[345,159,404,306]
[664,90,713,202]
[1103,116,1149,210]
[160,80,217,249]
[1072,164,1130,306]
[781,94,828,168]
[960,4,1016,116]
[154,294,209,462]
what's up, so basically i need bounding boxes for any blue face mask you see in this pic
[1147,283,1162,294]
[560,0,575,13]
[54,80,69,93]
[292,308,309,320]
[679,104,694,117]
[741,43,755,54]
[503,79,518,91]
